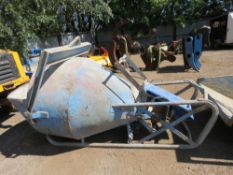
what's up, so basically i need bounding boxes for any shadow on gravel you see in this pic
[0,112,14,129]
[158,66,185,73]
[0,120,76,158]
[0,113,127,158]
[0,111,232,167]
[175,118,233,166]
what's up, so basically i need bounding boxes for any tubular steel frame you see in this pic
[46,54,219,149]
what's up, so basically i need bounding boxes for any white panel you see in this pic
[226,12,233,43]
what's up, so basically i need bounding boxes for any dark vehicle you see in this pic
[210,12,233,48]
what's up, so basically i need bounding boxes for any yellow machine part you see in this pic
[88,55,112,67]
[0,50,29,93]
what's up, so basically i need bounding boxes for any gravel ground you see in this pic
[0,50,233,175]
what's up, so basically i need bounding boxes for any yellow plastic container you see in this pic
[88,47,112,67]
[88,55,112,67]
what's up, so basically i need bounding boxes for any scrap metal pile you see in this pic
[7,37,219,149]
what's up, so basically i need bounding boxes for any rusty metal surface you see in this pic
[199,76,233,99]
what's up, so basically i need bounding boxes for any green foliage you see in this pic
[204,0,229,17]
[0,0,112,55]
[109,0,151,31]
[0,0,231,54]
[76,0,112,22]
[109,0,231,28]
[0,0,60,55]
[148,0,207,28]
[109,0,231,39]
[78,0,113,33]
